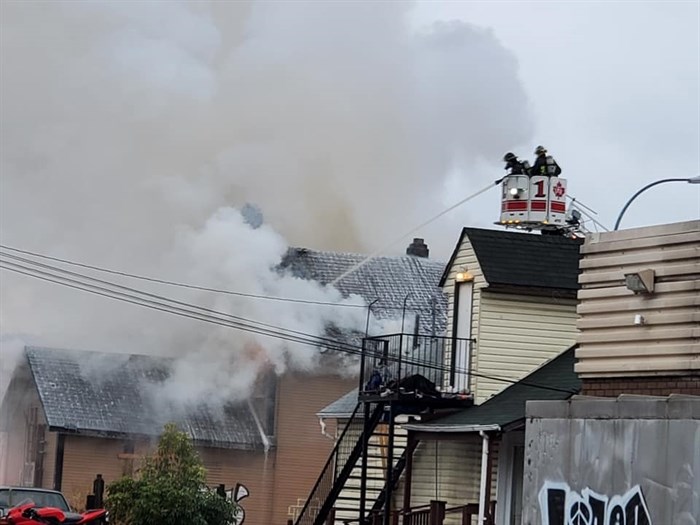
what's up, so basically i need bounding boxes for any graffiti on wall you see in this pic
[538,481,652,525]
[227,483,249,525]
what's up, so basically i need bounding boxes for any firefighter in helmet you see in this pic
[503,152,531,175]
[531,145,562,177]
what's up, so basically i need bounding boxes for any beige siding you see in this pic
[61,436,126,510]
[407,435,499,524]
[410,437,481,509]
[575,220,699,377]
[198,447,274,525]
[442,236,486,392]
[476,292,579,402]
[271,373,357,525]
[41,432,57,489]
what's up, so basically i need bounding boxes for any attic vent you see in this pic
[406,238,429,258]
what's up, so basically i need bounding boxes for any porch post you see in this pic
[383,403,395,525]
[484,437,494,525]
[402,434,416,513]
[429,500,445,525]
[477,431,490,525]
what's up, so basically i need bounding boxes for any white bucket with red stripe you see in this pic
[499,175,567,229]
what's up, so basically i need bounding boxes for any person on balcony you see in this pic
[531,145,562,177]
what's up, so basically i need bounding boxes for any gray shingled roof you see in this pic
[440,228,583,291]
[317,388,359,418]
[404,346,580,433]
[281,248,448,335]
[25,346,265,449]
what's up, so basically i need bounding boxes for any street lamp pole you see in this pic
[613,176,700,230]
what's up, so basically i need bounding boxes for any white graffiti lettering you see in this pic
[538,481,652,525]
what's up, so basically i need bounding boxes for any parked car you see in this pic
[0,488,72,519]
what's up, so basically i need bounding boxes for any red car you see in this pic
[0,488,107,524]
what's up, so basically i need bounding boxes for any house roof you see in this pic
[317,387,359,418]
[403,346,580,433]
[439,228,583,290]
[24,346,266,450]
[281,248,448,334]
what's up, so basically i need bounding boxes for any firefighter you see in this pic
[503,152,531,175]
[531,145,562,177]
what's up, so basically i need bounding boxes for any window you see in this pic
[453,281,473,391]
[496,432,526,525]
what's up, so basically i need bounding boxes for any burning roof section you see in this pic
[280,248,448,335]
[24,346,265,450]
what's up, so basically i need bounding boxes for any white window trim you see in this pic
[495,431,525,525]
[453,280,473,392]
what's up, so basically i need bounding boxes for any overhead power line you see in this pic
[330,181,498,286]
[0,244,436,312]
[0,244,366,308]
[0,254,576,394]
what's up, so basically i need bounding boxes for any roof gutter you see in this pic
[402,423,501,433]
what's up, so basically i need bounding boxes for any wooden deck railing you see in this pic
[346,499,495,525]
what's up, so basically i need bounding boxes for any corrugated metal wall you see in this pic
[575,220,699,377]
[476,291,578,402]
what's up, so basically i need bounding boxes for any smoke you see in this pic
[0,1,533,406]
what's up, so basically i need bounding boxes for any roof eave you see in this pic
[403,423,501,434]
[47,425,267,451]
[439,228,469,287]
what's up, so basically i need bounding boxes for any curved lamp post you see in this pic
[614,176,700,230]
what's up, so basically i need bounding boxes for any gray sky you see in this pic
[0,0,698,405]
[414,0,700,243]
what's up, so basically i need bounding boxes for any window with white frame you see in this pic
[453,280,473,392]
[496,431,525,525]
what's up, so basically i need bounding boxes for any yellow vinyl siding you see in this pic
[443,238,486,391]
[475,292,578,403]
[575,220,699,377]
[406,436,499,525]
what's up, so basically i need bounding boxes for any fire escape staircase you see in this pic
[294,401,410,525]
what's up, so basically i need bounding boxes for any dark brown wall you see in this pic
[581,375,700,397]
[4,370,356,524]
[269,372,356,525]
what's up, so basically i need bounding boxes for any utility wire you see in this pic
[0,259,461,375]
[0,251,363,353]
[0,260,363,356]
[0,257,576,394]
[0,244,436,312]
[0,244,366,308]
[330,181,499,286]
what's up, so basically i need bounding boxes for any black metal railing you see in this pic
[294,403,384,525]
[359,334,473,397]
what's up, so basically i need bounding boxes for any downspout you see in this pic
[318,417,335,440]
[247,399,271,453]
[478,431,490,525]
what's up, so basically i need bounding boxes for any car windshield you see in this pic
[0,490,69,511]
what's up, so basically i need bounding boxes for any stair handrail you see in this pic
[294,402,384,525]
[369,437,417,515]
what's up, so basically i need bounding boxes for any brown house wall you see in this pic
[581,375,700,397]
[60,435,127,508]
[39,372,354,524]
[270,372,355,525]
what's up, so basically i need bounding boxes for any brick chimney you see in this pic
[406,238,429,258]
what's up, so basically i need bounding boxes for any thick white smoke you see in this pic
[0,1,533,405]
